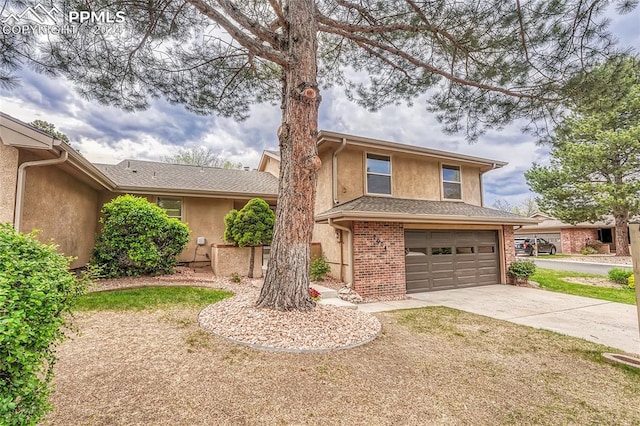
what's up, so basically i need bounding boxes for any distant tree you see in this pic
[526,56,640,256]
[492,197,539,216]
[5,0,635,310]
[163,147,243,169]
[224,199,275,279]
[512,197,540,217]
[491,199,513,213]
[29,120,69,144]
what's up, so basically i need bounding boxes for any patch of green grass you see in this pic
[530,254,573,259]
[74,286,233,311]
[532,269,636,305]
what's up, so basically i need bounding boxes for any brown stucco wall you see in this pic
[393,154,440,199]
[462,166,482,206]
[211,244,263,278]
[0,144,19,224]
[561,228,598,254]
[20,162,99,268]
[263,156,280,178]
[336,147,364,203]
[331,146,485,204]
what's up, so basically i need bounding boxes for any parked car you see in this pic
[516,238,557,255]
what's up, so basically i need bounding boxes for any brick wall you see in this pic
[561,228,598,253]
[352,221,406,298]
[503,225,516,270]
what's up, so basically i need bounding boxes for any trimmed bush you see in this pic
[608,268,633,285]
[0,224,87,425]
[91,195,190,278]
[508,260,537,284]
[310,255,331,281]
[224,198,275,278]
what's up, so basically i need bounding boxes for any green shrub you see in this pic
[91,195,190,278]
[224,198,274,278]
[608,268,633,285]
[581,246,598,255]
[310,255,331,281]
[0,224,87,425]
[628,274,635,289]
[508,260,537,283]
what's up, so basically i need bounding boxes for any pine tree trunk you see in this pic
[248,246,255,278]
[256,0,321,311]
[614,212,631,256]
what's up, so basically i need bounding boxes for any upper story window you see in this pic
[442,165,462,200]
[366,153,391,195]
[157,197,183,220]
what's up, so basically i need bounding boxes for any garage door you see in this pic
[405,230,500,293]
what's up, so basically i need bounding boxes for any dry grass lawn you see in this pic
[46,306,640,425]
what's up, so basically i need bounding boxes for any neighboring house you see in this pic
[258,131,535,298]
[1,112,278,273]
[2,112,534,297]
[515,213,622,254]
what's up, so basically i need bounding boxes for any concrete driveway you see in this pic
[360,285,640,355]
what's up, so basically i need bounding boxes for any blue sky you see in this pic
[1,6,638,208]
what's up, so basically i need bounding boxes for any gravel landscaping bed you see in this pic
[199,293,381,353]
[90,269,382,352]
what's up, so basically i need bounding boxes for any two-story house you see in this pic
[260,131,535,298]
[2,111,533,297]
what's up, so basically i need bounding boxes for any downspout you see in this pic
[328,218,353,286]
[332,138,347,205]
[480,163,498,207]
[14,149,68,232]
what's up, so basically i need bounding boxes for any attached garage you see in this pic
[405,229,500,292]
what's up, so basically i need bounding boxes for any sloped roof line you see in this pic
[316,196,537,225]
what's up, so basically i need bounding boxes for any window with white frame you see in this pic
[442,165,462,200]
[366,153,391,195]
[157,197,183,220]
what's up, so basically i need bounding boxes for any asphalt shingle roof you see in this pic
[95,160,279,196]
[317,196,532,221]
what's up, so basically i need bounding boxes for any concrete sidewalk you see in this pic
[359,285,640,356]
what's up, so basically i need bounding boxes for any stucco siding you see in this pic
[393,154,440,199]
[263,156,280,178]
[462,166,482,206]
[332,146,485,204]
[0,144,19,224]
[336,147,365,203]
[315,149,334,212]
[182,197,234,263]
[21,164,99,268]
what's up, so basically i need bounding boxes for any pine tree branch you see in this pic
[317,23,556,101]
[268,0,286,31]
[185,0,290,66]
[215,0,281,48]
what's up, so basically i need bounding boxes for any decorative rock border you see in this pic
[198,294,382,354]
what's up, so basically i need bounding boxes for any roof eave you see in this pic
[317,130,507,170]
[115,186,279,200]
[315,210,537,226]
[60,142,116,190]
